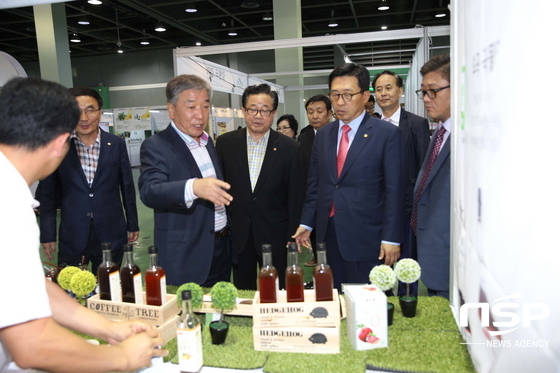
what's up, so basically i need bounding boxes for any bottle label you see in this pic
[133,272,143,305]
[159,275,167,304]
[177,325,203,371]
[109,270,122,302]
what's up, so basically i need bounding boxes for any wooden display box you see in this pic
[87,292,178,326]
[158,315,179,343]
[252,325,340,354]
[253,289,340,328]
[193,294,253,316]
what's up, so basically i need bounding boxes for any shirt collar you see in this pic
[440,117,451,133]
[71,128,101,144]
[339,110,366,133]
[381,106,401,124]
[171,121,208,146]
[247,129,270,145]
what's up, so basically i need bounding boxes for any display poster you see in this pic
[451,0,559,372]
[113,107,151,132]
[150,110,170,132]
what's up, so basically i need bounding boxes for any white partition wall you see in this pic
[451,1,560,371]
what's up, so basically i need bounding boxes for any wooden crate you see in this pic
[193,294,253,316]
[158,315,179,343]
[252,325,340,354]
[87,292,178,326]
[253,289,340,328]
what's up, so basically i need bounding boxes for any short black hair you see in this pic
[277,114,299,136]
[328,63,370,92]
[371,70,404,89]
[305,94,332,111]
[420,54,451,83]
[0,77,79,150]
[367,95,375,103]
[242,84,278,111]
[68,86,103,109]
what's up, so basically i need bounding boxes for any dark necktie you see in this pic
[330,125,351,217]
[410,126,447,234]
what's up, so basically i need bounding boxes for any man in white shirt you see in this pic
[411,54,452,299]
[0,77,166,372]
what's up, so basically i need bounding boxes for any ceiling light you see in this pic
[381,25,387,30]
[228,20,237,36]
[241,0,259,9]
[435,13,446,17]
[378,0,389,11]
[140,40,150,45]
[328,10,338,27]
[185,3,197,13]
[196,41,202,46]
[117,49,123,54]
[88,0,102,4]
[262,12,273,21]
[155,23,166,32]
[70,33,81,43]
[78,17,90,25]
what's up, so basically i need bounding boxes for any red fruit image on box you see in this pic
[358,327,372,342]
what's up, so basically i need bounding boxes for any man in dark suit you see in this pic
[297,94,333,266]
[139,75,233,287]
[40,87,139,271]
[411,54,452,299]
[372,70,431,296]
[294,64,406,291]
[216,84,305,290]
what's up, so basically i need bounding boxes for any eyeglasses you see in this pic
[244,108,275,117]
[277,126,291,131]
[80,108,101,117]
[415,86,450,100]
[328,91,364,102]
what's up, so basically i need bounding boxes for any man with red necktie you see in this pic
[293,63,407,291]
[411,54,452,299]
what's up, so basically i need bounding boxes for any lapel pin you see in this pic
[273,147,277,151]
[364,134,368,138]
[108,142,112,145]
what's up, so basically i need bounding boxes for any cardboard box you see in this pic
[253,289,340,328]
[252,326,340,354]
[87,292,178,326]
[344,284,388,350]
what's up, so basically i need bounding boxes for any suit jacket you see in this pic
[40,130,138,256]
[138,125,224,286]
[216,128,305,259]
[300,114,406,262]
[413,124,451,291]
[399,109,430,216]
[297,127,315,183]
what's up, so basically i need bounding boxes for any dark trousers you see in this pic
[397,217,419,296]
[233,229,287,291]
[200,233,233,288]
[324,217,383,292]
[57,220,123,272]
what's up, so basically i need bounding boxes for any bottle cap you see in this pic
[262,244,272,253]
[123,244,134,252]
[316,242,327,251]
[101,242,111,251]
[148,246,158,254]
[182,290,192,301]
[288,243,298,252]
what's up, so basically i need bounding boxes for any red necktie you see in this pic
[330,125,351,217]
[410,126,447,234]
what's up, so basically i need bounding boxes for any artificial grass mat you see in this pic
[161,290,475,373]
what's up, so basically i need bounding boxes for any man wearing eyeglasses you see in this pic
[216,83,305,290]
[40,87,139,272]
[411,54,452,299]
[372,70,431,297]
[293,63,406,291]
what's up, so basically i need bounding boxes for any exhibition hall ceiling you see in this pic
[0,0,450,70]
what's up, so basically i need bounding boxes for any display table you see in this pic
[160,288,475,373]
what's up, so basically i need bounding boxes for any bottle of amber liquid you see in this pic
[176,290,203,373]
[313,243,334,301]
[97,242,122,301]
[145,246,166,306]
[258,244,278,303]
[285,243,304,302]
[120,244,143,304]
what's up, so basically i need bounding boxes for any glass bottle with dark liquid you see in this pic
[97,242,122,301]
[285,243,304,302]
[258,244,278,303]
[145,246,166,306]
[120,243,143,304]
[313,243,334,301]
